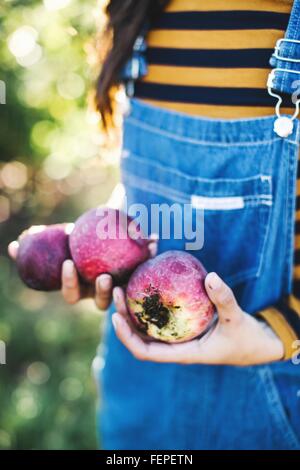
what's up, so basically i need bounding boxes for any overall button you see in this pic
[273,116,294,138]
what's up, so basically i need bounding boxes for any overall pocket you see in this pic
[122,151,273,287]
[255,365,300,450]
[190,174,273,285]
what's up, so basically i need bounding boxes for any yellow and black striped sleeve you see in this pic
[256,298,300,360]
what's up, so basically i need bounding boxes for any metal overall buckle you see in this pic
[268,38,300,137]
[273,37,300,63]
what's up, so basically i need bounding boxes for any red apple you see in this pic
[126,251,215,343]
[69,207,150,284]
[17,224,72,291]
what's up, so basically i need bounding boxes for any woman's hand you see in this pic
[61,259,113,308]
[112,272,284,366]
[8,236,113,309]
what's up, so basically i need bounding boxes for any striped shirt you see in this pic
[134,0,300,357]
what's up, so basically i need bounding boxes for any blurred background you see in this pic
[0,0,120,449]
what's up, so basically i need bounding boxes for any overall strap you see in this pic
[268,0,300,96]
[268,0,300,136]
[119,23,149,98]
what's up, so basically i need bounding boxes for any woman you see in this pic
[9,0,300,449]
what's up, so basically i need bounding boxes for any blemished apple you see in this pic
[69,207,150,284]
[126,251,215,343]
[17,224,72,291]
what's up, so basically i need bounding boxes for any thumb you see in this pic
[205,272,243,325]
[8,241,19,260]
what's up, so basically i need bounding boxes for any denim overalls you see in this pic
[95,1,300,450]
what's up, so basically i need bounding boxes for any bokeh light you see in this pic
[27,362,51,385]
[1,162,28,190]
[59,377,83,401]
[17,45,42,68]
[8,26,38,58]
[43,0,72,11]
[44,153,73,180]
[57,73,85,100]
[16,396,40,420]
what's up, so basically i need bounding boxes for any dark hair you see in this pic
[96,0,170,126]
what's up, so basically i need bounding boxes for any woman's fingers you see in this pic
[61,260,81,304]
[148,233,158,258]
[148,241,158,258]
[112,313,150,360]
[113,286,128,316]
[8,241,19,260]
[62,266,113,307]
[95,274,113,310]
[112,312,199,363]
[205,272,243,325]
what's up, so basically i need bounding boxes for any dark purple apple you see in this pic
[17,224,73,291]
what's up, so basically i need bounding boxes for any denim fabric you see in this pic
[269,0,300,95]
[95,99,300,450]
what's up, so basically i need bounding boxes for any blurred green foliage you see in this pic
[0,0,119,449]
